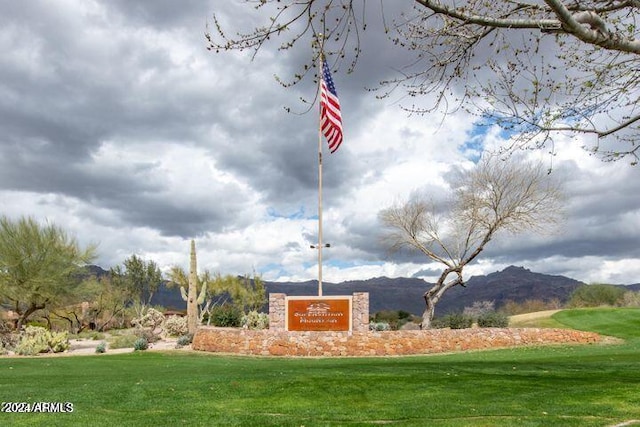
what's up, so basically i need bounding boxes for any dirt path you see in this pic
[65,337,186,356]
[2,337,190,358]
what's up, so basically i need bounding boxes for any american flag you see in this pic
[320,59,343,153]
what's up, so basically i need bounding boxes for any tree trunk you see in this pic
[16,302,46,330]
[421,295,438,329]
[420,270,465,329]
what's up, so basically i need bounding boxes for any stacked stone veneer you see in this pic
[268,292,369,332]
[192,327,601,357]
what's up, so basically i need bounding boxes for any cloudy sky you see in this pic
[1,1,638,285]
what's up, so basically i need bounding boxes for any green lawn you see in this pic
[1,308,639,426]
[553,307,640,340]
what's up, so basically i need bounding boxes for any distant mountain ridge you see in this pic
[261,266,588,316]
[86,264,639,316]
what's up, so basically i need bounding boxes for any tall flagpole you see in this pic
[317,38,325,297]
[314,35,343,297]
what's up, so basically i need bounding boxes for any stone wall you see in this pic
[268,292,370,332]
[268,293,286,331]
[192,327,601,357]
[352,292,369,332]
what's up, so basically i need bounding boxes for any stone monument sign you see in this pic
[286,296,351,331]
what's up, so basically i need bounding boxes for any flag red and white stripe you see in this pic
[320,59,343,153]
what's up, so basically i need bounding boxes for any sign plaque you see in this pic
[286,296,352,331]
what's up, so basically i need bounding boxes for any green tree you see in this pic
[569,284,626,308]
[0,216,96,329]
[53,275,130,332]
[209,1,640,163]
[110,255,162,317]
[167,268,267,328]
[228,274,266,313]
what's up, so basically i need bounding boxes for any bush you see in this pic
[164,315,188,337]
[463,301,495,319]
[14,326,70,355]
[95,342,107,353]
[133,337,148,351]
[0,320,18,352]
[370,310,418,330]
[432,313,473,329]
[569,284,626,308]
[210,305,242,327]
[477,311,509,328]
[108,334,138,349]
[623,290,640,307]
[371,310,401,330]
[369,322,391,331]
[132,308,165,330]
[176,334,193,348]
[134,328,161,343]
[241,311,269,330]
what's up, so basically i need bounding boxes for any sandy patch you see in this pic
[509,309,562,323]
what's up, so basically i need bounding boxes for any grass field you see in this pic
[1,308,639,427]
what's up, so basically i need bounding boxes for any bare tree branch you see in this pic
[209,1,640,162]
[380,155,563,327]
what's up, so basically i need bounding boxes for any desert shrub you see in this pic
[95,342,107,353]
[369,322,391,331]
[400,322,421,330]
[15,326,70,355]
[432,313,473,329]
[132,308,165,342]
[164,315,188,337]
[241,311,269,330]
[108,333,138,349]
[134,327,161,343]
[622,290,640,307]
[463,301,495,319]
[49,330,70,353]
[477,311,509,328]
[0,320,18,351]
[430,317,447,328]
[176,334,193,348]
[132,308,165,330]
[133,337,148,351]
[569,284,626,308]
[624,291,640,307]
[371,310,417,330]
[371,310,401,329]
[209,305,241,327]
[26,320,48,329]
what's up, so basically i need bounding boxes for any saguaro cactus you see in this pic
[182,240,200,335]
[179,241,207,334]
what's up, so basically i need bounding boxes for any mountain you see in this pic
[432,266,584,315]
[85,264,636,317]
[149,265,586,316]
[260,266,586,316]
[263,277,428,315]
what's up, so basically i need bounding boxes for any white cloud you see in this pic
[0,0,638,287]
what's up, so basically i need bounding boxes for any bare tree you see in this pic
[208,1,640,163]
[379,155,563,328]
